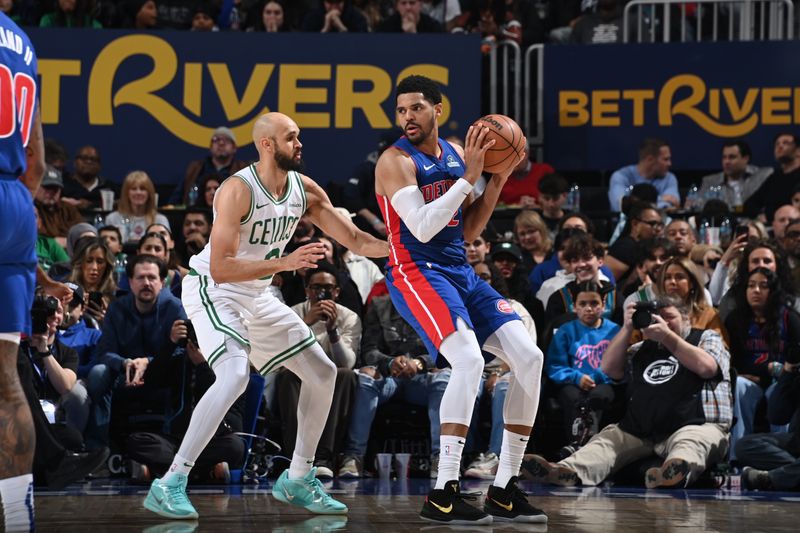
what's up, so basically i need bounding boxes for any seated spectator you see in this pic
[608,182,660,246]
[464,260,537,479]
[62,145,118,210]
[177,207,212,266]
[699,140,773,212]
[773,205,800,241]
[65,222,98,259]
[537,173,570,239]
[21,295,89,443]
[301,0,368,32]
[57,283,103,381]
[725,267,799,461]
[570,0,623,44]
[608,138,680,212]
[498,154,555,209]
[39,0,102,27]
[34,206,69,272]
[117,232,183,298]
[464,230,493,266]
[523,296,732,489]
[376,0,444,32]
[169,127,247,205]
[84,254,186,449]
[34,165,85,249]
[782,218,800,287]
[276,262,361,478]
[189,3,218,31]
[665,219,697,258]
[708,222,771,305]
[122,0,158,29]
[99,225,127,280]
[105,171,170,245]
[127,327,246,483]
[247,0,293,32]
[491,241,536,315]
[339,281,446,478]
[736,355,800,491]
[68,237,117,325]
[541,233,614,323]
[606,202,663,282]
[421,0,463,32]
[745,132,800,223]
[195,173,222,210]
[616,237,676,301]
[318,231,377,312]
[545,281,620,446]
[513,210,553,273]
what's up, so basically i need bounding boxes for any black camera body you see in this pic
[31,295,59,335]
[316,288,332,301]
[178,319,198,348]
[632,301,659,330]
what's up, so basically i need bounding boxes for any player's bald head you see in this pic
[252,112,296,146]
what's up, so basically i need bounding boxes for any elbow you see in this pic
[209,262,229,284]
[697,361,719,380]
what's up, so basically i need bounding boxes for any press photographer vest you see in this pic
[619,328,707,441]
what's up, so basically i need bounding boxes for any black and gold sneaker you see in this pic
[420,480,493,525]
[485,477,548,523]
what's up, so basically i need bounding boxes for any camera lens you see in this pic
[632,308,653,329]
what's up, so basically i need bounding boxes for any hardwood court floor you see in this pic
[33,478,800,532]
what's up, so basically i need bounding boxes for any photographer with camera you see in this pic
[276,261,361,478]
[523,296,732,489]
[85,254,187,450]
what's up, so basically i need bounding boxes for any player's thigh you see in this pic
[247,296,316,376]
[0,264,36,336]
[464,279,520,345]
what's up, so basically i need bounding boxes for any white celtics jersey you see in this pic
[190,164,307,293]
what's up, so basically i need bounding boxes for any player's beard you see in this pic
[275,148,304,172]
[405,118,435,146]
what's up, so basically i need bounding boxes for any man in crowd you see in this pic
[746,132,800,222]
[523,297,732,489]
[62,145,118,210]
[772,205,800,240]
[608,139,680,212]
[179,207,213,263]
[35,165,85,249]
[699,140,772,212]
[665,219,697,258]
[376,0,444,32]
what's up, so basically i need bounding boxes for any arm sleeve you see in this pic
[608,170,628,212]
[545,326,582,385]
[656,175,681,209]
[390,180,473,243]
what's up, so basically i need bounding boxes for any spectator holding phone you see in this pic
[83,255,187,449]
[68,237,116,325]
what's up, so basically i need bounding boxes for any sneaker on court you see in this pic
[209,462,231,483]
[419,480,493,525]
[429,454,439,479]
[742,467,772,491]
[314,461,334,480]
[485,476,548,523]
[464,452,499,480]
[645,458,690,489]
[272,467,348,514]
[520,454,579,486]
[143,474,199,520]
[337,456,362,479]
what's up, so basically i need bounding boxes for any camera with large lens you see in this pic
[632,301,659,330]
[31,295,59,335]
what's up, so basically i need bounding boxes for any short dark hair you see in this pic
[98,225,122,241]
[538,173,569,196]
[184,206,213,225]
[573,280,603,299]
[562,233,604,263]
[638,138,668,160]
[127,254,167,280]
[395,75,442,105]
[629,201,659,222]
[557,213,595,235]
[773,132,799,146]
[722,139,752,159]
[654,294,691,318]
[635,237,676,266]
[554,227,586,252]
[304,260,340,288]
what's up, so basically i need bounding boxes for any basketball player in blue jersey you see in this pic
[375,75,547,525]
[0,12,46,532]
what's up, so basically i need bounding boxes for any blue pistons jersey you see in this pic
[378,136,467,267]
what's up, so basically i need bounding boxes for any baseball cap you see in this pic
[212,126,236,145]
[41,165,63,189]
[491,242,523,263]
[64,282,85,306]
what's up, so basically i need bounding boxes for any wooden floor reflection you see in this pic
[32,478,800,532]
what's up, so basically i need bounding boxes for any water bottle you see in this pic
[113,255,127,283]
[720,217,732,248]
[93,214,104,229]
[571,184,581,212]
[699,219,709,244]
[188,184,199,206]
[685,184,700,211]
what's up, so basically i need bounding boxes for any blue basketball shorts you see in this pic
[0,178,37,334]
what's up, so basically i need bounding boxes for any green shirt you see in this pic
[36,235,69,271]
[39,13,102,28]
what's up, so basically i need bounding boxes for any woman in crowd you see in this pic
[709,221,772,305]
[145,223,187,277]
[513,209,553,274]
[724,267,800,460]
[247,0,292,32]
[68,237,116,324]
[196,173,222,209]
[105,171,170,244]
[658,256,727,341]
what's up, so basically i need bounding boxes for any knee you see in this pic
[86,364,112,395]
[63,381,89,406]
[449,351,484,385]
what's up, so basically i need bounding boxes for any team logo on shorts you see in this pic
[496,299,514,314]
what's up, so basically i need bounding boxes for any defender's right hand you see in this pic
[278,242,326,271]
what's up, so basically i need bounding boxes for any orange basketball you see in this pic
[472,114,526,174]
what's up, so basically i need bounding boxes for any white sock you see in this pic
[288,452,314,480]
[0,474,34,532]
[494,430,529,489]
[435,435,465,490]
[161,454,195,484]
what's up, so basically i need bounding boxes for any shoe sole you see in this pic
[48,448,111,490]
[420,513,494,526]
[521,455,578,486]
[645,459,690,489]
[489,512,549,524]
[143,493,199,520]
[272,487,348,515]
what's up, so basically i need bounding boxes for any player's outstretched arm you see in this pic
[303,176,389,258]
[209,178,326,283]
[20,107,45,196]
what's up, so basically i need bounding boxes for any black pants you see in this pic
[126,432,245,477]
[276,367,357,465]
[557,383,615,443]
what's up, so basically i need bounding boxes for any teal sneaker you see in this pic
[272,467,348,515]
[143,474,199,520]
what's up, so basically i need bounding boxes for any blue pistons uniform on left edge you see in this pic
[377,136,520,363]
[0,12,39,335]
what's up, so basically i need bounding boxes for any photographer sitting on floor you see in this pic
[523,296,732,489]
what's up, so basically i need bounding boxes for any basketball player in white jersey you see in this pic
[144,112,389,519]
